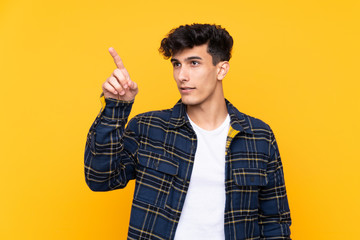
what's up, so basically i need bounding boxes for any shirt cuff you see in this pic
[100,93,134,119]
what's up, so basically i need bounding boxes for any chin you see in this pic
[181,96,201,106]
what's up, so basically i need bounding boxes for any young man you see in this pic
[84,24,291,240]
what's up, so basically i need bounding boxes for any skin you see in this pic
[102,47,138,101]
[171,44,230,130]
[102,44,230,130]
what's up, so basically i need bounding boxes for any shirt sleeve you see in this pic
[84,94,139,191]
[259,128,292,239]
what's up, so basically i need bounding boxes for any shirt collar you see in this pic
[168,99,254,135]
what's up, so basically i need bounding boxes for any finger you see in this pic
[103,81,119,95]
[122,67,130,80]
[108,76,124,94]
[129,80,138,90]
[108,47,126,70]
[113,69,129,89]
[112,61,130,82]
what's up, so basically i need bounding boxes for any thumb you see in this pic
[129,80,138,90]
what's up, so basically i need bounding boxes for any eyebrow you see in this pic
[170,56,203,62]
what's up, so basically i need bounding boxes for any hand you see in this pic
[102,47,138,101]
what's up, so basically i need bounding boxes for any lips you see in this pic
[180,87,195,93]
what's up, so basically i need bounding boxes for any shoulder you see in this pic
[242,112,272,132]
[227,100,273,134]
[134,108,173,121]
[127,106,176,130]
[233,111,277,153]
[126,106,180,139]
[132,100,183,123]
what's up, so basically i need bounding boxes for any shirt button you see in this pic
[250,176,255,182]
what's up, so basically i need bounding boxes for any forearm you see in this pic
[258,169,291,239]
[84,96,137,191]
[259,130,291,239]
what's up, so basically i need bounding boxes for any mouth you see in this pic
[179,87,196,94]
[179,87,195,91]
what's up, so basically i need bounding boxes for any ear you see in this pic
[216,61,230,81]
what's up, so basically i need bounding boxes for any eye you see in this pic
[191,61,199,66]
[172,62,181,68]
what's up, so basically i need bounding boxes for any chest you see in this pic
[137,126,270,182]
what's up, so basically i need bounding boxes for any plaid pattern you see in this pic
[84,96,291,240]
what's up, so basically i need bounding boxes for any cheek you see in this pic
[201,70,218,87]
[173,71,179,83]
[195,68,212,82]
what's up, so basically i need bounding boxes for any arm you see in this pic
[84,47,139,191]
[259,129,291,239]
[84,96,139,191]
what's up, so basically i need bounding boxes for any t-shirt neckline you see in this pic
[187,114,230,135]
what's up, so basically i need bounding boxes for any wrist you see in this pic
[100,93,134,119]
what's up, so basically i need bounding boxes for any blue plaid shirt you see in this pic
[84,96,291,240]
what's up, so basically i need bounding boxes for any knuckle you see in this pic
[103,80,110,86]
[115,73,126,82]
[110,77,119,86]
[118,74,126,82]
[108,76,115,84]
[102,82,111,90]
[114,68,121,75]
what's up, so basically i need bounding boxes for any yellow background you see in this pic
[1,0,359,239]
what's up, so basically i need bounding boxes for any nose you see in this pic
[178,66,189,82]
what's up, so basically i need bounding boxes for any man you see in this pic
[84,24,291,240]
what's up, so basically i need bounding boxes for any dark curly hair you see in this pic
[159,23,233,66]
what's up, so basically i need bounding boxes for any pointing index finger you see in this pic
[108,47,126,70]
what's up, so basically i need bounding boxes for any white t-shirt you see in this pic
[174,114,230,240]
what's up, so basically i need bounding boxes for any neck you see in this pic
[186,89,228,131]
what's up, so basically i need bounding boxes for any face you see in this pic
[171,44,228,107]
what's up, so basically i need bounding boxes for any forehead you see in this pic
[172,44,211,61]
